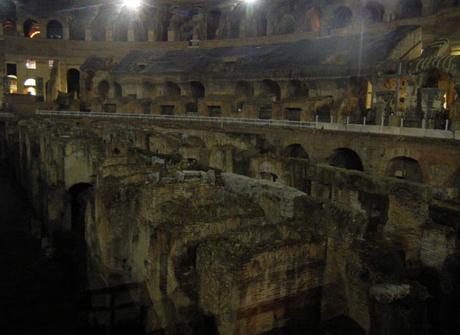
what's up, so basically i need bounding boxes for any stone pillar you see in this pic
[38,19,47,39]
[63,26,70,40]
[128,27,135,42]
[106,26,113,41]
[148,28,155,42]
[16,21,23,37]
[167,28,178,42]
[85,29,92,41]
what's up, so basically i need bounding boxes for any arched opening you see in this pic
[287,80,308,98]
[364,2,385,23]
[284,144,309,159]
[67,183,93,288]
[279,14,296,34]
[97,80,110,99]
[69,19,85,40]
[23,19,40,38]
[398,0,423,19]
[114,82,123,98]
[260,171,279,182]
[46,20,63,39]
[228,9,242,38]
[91,7,110,41]
[67,69,80,97]
[207,10,221,40]
[190,81,205,99]
[331,7,353,29]
[330,148,364,171]
[256,13,268,37]
[386,156,422,183]
[3,20,17,36]
[24,78,37,96]
[260,79,281,102]
[163,81,181,97]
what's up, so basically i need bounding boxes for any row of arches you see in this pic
[96,79,310,102]
[283,144,423,183]
[5,1,458,41]
[5,18,65,39]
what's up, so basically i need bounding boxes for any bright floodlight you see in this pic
[122,0,141,10]
[244,0,258,3]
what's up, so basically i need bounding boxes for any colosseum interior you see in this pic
[1,0,460,334]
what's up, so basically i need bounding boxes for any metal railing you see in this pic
[36,110,317,129]
[35,110,457,140]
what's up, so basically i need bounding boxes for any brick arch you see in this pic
[386,156,423,183]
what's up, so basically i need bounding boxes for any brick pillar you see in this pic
[85,29,92,41]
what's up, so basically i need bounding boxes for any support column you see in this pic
[128,27,135,42]
[85,29,92,41]
[63,26,70,40]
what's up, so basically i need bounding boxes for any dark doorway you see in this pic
[47,20,63,39]
[67,69,80,97]
[330,148,364,171]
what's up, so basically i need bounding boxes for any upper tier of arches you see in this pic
[1,0,459,42]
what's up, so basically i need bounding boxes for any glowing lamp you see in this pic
[244,0,258,4]
[122,0,141,10]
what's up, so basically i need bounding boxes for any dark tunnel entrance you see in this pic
[68,183,93,289]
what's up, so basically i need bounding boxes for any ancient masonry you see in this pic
[1,1,460,334]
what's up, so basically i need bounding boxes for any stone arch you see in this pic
[207,9,221,40]
[2,19,17,36]
[398,0,423,19]
[67,69,80,97]
[46,20,63,39]
[97,80,110,99]
[284,144,309,159]
[386,156,423,183]
[190,81,205,99]
[69,18,85,40]
[331,6,353,29]
[91,7,110,41]
[67,183,93,282]
[23,18,40,38]
[278,14,296,34]
[68,183,93,234]
[363,2,385,23]
[260,79,281,102]
[228,6,242,38]
[256,12,268,36]
[163,81,181,97]
[287,80,308,98]
[330,148,364,171]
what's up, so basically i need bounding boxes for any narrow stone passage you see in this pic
[0,163,78,335]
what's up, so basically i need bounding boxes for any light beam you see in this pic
[122,0,141,10]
